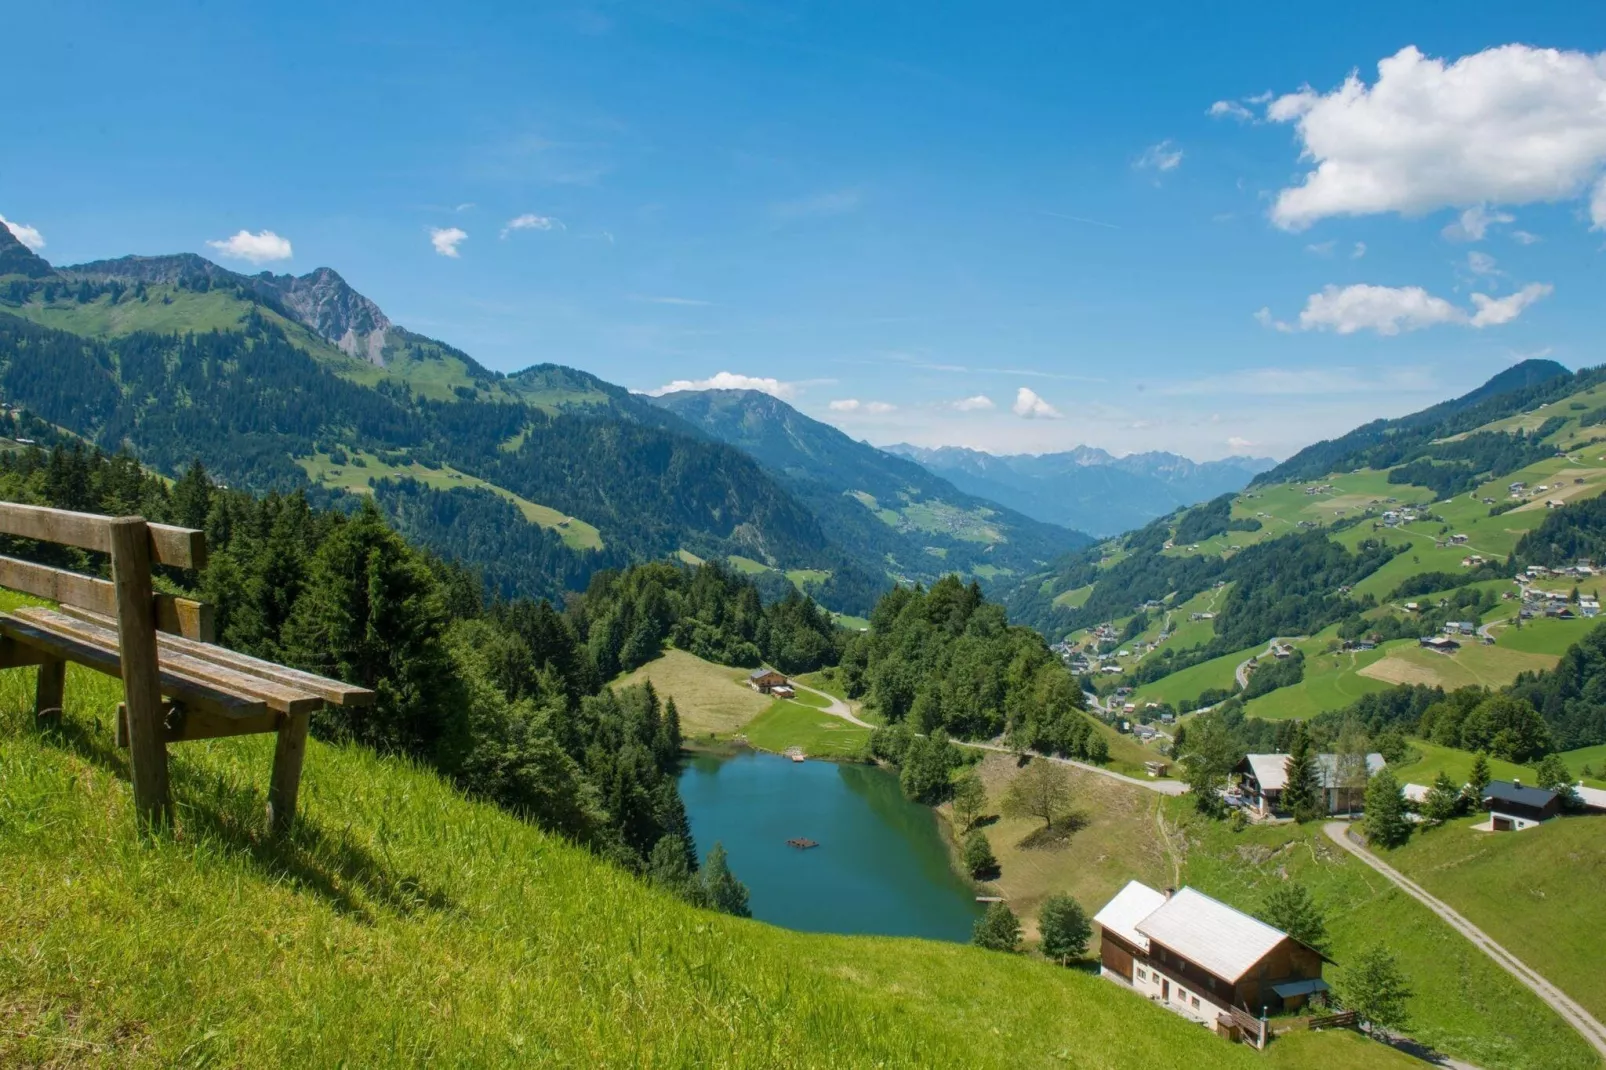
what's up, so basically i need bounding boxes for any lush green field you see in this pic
[1176,802,1600,1070]
[741,700,871,758]
[1131,644,1259,708]
[612,650,774,738]
[1559,742,1606,787]
[1389,740,1535,789]
[1386,814,1606,1023]
[0,671,1271,1069]
[1497,616,1601,656]
[298,449,604,551]
[1244,636,1393,721]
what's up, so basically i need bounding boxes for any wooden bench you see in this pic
[0,502,372,833]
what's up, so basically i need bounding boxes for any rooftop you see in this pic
[1482,780,1558,809]
[1241,752,1385,792]
[1135,887,1292,983]
[1092,880,1168,953]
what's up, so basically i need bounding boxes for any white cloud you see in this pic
[0,214,45,252]
[205,229,292,264]
[648,371,798,400]
[1265,44,1606,231]
[1012,387,1062,419]
[1470,282,1553,327]
[828,399,894,414]
[1443,204,1515,242]
[1260,281,1551,335]
[1352,242,1367,258]
[1511,229,1541,245]
[953,395,996,411]
[500,213,561,238]
[1305,240,1336,256]
[1208,100,1254,122]
[1227,436,1255,450]
[1466,250,1500,276]
[430,227,468,258]
[1136,140,1184,173]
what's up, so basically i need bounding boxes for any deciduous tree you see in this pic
[1038,895,1092,965]
[1002,759,1075,830]
[1338,944,1412,1035]
[972,902,1021,952]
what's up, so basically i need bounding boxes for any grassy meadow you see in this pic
[1385,813,1606,1023]
[0,666,1271,1070]
[741,700,871,758]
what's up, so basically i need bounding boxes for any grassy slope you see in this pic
[1175,803,1600,1070]
[299,450,604,551]
[1385,814,1606,1022]
[0,671,1264,1070]
[612,649,773,738]
[741,701,871,758]
[1132,644,1259,707]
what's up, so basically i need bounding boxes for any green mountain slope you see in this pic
[1015,361,1606,738]
[0,677,1264,1069]
[649,389,1091,590]
[0,247,890,611]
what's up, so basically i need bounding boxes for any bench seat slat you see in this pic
[10,608,322,716]
[56,605,373,707]
[0,616,266,719]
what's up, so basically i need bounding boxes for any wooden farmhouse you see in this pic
[1479,780,1561,831]
[1094,882,1331,1035]
[1234,752,1385,817]
[747,668,789,694]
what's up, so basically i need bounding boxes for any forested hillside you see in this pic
[0,441,843,897]
[652,389,1089,586]
[0,230,894,612]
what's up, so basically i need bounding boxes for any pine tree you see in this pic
[1037,894,1092,965]
[1363,767,1411,848]
[1280,720,1323,821]
[1259,883,1328,952]
[702,843,751,918]
[1422,772,1462,823]
[962,829,999,879]
[971,902,1021,952]
[1468,752,1492,799]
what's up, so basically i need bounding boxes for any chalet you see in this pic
[1548,499,1566,509]
[1450,533,1470,545]
[1235,753,1385,816]
[1419,635,1459,652]
[1095,883,1331,1028]
[1480,780,1561,832]
[1583,598,1600,619]
[748,668,789,694]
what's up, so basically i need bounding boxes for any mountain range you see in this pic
[887,443,1274,536]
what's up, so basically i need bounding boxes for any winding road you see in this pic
[955,739,1189,796]
[790,682,875,729]
[1323,822,1606,1061]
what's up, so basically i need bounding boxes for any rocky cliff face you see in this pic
[64,254,392,365]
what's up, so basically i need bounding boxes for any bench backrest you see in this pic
[0,502,213,641]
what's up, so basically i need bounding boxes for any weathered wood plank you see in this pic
[0,635,51,668]
[0,617,265,719]
[267,712,311,835]
[12,607,321,715]
[58,604,371,707]
[109,517,170,829]
[0,502,205,569]
[0,555,212,640]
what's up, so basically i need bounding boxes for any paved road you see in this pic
[1323,822,1606,1061]
[790,682,875,729]
[1234,637,1301,689]
[956,740,1189,796]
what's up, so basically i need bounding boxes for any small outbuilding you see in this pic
[1480,780,1561,831]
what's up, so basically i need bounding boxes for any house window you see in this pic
[1136,968,1146,981]
[1191,997,1200,1009]
[1177,988,1187,1002]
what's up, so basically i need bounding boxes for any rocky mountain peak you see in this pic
[256,266,391,365]
[0,225,58,279]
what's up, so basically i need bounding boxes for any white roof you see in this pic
[1576,784,1606,811]
[1403,783,1430,803]
[1243,753,1385,792]
[1093,880,1168,953]
[1135,887,1291,983]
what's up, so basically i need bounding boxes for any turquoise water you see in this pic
[678,749,985,942]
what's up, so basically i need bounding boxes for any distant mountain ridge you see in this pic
[647,389,1091,588]
[888,443,1273,536]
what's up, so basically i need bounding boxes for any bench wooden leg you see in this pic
[34,658,65,728]
[108,517,172,831]
[267,712,310,836]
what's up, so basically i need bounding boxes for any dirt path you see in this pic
[1235,636,1300,689]
[956,740,1189,796]
[1323,822,1606,1060]
[790,682,875,729]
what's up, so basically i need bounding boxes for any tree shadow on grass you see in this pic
[36,711,456,924]
[1015,811,1091,850]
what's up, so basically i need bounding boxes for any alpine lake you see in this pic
[678,749,984,941]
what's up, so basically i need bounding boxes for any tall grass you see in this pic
[1,663,1262,1068]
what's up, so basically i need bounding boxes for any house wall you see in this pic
[1132,954,1233,1025]
[1234,939,1324,1013]
[1146,942,1237,1013]
[1099,932,1140,983]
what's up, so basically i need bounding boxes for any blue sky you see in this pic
[3,1,1603,460]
